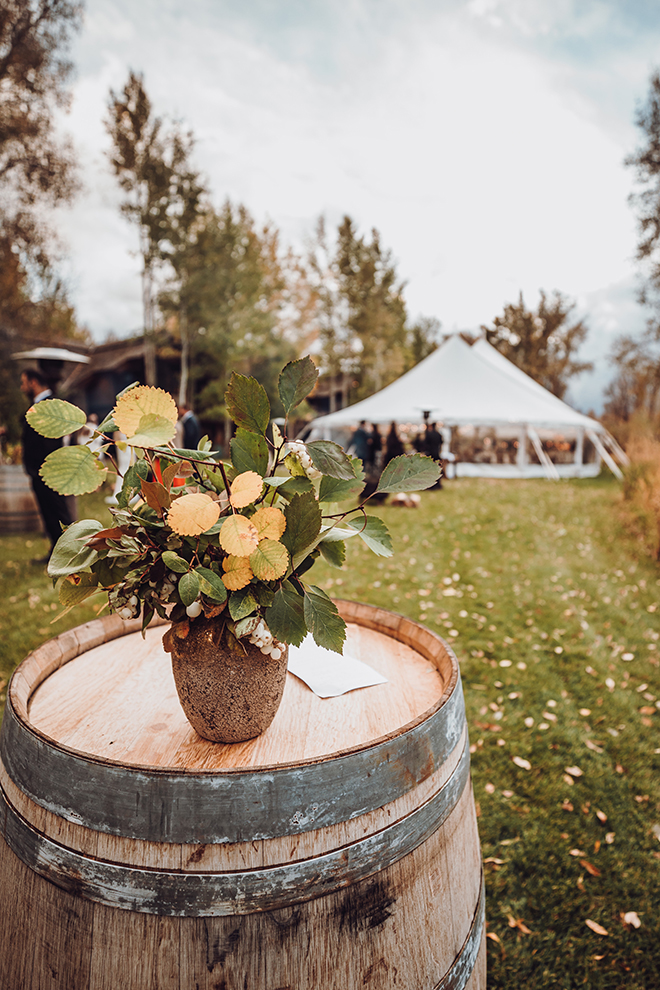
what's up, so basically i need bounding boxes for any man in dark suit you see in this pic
[177,403,201,450]
[20,368,72,563]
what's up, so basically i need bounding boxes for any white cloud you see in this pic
[47,0,659,410]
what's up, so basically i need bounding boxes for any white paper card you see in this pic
[287,635,388,698]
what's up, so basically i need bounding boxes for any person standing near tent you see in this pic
[20,368,73,563]
[348,420,370,464]
[367,424,382,468]
[177,403,201,450]
[384,422,405,466]
[425,422,444,489]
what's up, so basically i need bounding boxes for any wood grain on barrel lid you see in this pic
[2,604,464,843]
[27,622,445,768]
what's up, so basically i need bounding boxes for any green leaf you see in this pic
[47,519,104,578]
[57,572,99,607]
[178,571,200,607]
[92,556,129,589]
[281,491,321,559]
[303,585,346,654]
[318,455,365,503]
[235,615,260,639]
[196,566,228,603]
[319,539,346,568]
[40,445,108,496]
[277,476,315,500]
[376,453,441,494]
[228,587,259,620]
[125,413,177,447]
[265,582,307,647]
[249,539,289,581]
[306,440,354,480]
[162,551,189,573]
[230,428,269,476]
[225,373,270,435]
[278,356,318,418]
[141,603,155,635]
[26,398,87,439]
[346,516,394,557]
[96,412,118,435]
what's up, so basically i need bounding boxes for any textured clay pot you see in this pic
[164,617,288,743]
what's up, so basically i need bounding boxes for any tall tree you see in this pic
[336,216,408,399]
[106,72,176,384]
[307,216,412,404]
[626,70,660,331]
[604,334,660,424]
[0,0,81,229]
[482,290,592,399]
[305,216,353,411]
[160,200,294,438]
[0,0,83,442]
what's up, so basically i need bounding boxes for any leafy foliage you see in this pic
[29,362,439,651]
[482,290,592,400]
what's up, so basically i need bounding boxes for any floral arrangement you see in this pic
[27,357,440,655]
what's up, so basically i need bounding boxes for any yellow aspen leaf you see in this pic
[585,919,609,936]
[249,539,289,581]
[219,514,259,557]
[565,766,584,777]
[486,932,501,943]
[113,385,178,436]
[229,471,263,508]
[222,555,254,591]
[168,493,220,536]
[251,505,286,541]
[580,859,601,877]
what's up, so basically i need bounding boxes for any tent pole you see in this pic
[527,426,560,480]
[586,429,624,480]
[574,427,584,477]
[517,425,528,471]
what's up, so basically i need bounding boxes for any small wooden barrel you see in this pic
[0,603,485,990]
[0,464,42,533]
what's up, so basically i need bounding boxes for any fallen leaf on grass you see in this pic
[580,859,601,877]
[585,739,604,753]
[513,756,531,770]
[579,708,591,716]
[585,919,609,936]
[563,774,575,786]
[605,832,615,844]
[639,706,656,716]
[508,916,533,935]
[484,782,495,794]
[569,849,586,857]
[622,911,641,929]
[486,932,501,943]
[561,800,574,811]
[565,766,584,777]
[596,810,608,823]
[483,857,506,865]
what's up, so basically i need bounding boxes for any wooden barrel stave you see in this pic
[0,604,486,989]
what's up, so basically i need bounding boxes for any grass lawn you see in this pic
[1,475,659,988]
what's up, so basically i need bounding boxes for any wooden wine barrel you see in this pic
[0,464,42,533]
[0,603,485,990]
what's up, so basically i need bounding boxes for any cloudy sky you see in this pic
[53,0,660,411]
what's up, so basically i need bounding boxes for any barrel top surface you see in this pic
[26,617,447,772]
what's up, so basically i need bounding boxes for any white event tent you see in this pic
[306,334,627,480]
